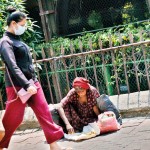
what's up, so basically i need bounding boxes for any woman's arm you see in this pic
[93,105,100,116]
[55,103,74,134]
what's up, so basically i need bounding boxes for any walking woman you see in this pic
[0,7,65,150]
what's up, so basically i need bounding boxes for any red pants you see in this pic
[0,82,64,148]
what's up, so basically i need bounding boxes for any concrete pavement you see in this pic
[0,90,149,150]
[6,116,150,150]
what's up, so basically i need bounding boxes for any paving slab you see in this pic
[4,117,150,150]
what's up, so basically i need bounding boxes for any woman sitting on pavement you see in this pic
[55,77,122,134]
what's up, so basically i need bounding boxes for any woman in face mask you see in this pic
[0,7,69,150]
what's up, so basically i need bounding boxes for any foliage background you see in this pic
[0,0,150,104]
[40,21,150,56]
[0,0,43,104]
[38,20,150,98]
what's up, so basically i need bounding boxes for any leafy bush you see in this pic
[0,0,43,102]
[39,20,150,95]
[40,20,150,55]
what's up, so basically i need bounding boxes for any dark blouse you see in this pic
[0,31,37,89]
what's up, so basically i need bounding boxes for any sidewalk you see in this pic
[7,116,150,150]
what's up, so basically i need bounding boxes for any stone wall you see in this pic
[0,90,149,131]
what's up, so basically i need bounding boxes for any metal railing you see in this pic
[33,31,150,108]
[0,31,150,110]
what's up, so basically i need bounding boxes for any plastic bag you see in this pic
[98,111,121,134]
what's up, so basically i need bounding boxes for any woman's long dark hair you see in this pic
[6,6,26,26]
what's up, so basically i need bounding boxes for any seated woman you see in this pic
[56,77,100,133]
[56,77,121,134]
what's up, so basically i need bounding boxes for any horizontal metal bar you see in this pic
[35,40,150,63]
[39,10,55,16]
[0,40,150,71]
[39,58,150,75]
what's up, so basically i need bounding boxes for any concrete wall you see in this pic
[0,90,150,131]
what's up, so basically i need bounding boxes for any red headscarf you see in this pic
[73,77,90,89]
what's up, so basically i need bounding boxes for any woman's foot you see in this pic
[50,142,63,150]
[50,142,72,150]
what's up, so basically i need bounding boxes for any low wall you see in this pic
[0,90,149,131]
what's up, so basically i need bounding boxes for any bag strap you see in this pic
[6,67,18,94]
[5,66,18,104]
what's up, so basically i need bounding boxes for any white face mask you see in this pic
[14,24,26,35]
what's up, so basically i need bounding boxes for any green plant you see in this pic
[0,0,44,103]
[0,0,43,48]
[39,20,150,95]
[40,20,150,55]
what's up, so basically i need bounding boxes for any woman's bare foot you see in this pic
[50,142,62,150]
[50,142,72,150]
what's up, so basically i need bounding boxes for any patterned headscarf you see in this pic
[73,77,90,89]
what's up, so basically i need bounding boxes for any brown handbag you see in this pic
[6,67,37,104]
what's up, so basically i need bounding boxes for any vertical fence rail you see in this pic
[130,33,141,92]
[70,43,77,77]
[61,45,70,92]
[142,45,150,106]
[38,0,50,41]
[109,34,120,97]
[143,48,150,90]
[79,40,87,78]
[109,35,120,107]
[89,38,99,92]
[111,50,120,108]
[48,47,60,102]
[41,48,54,104]
[53,58,62,101]
[139,30,150,105]
[119,33,130,109]
[99,38,111,95]
[130,33,141,107]
[110,43,120,96]
[33,51,41,83]
[101,52,109,94]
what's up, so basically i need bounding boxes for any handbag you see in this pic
[6,67,37,104]
[17,79,37,103]
[98,111,121,134]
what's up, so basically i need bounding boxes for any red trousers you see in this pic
[0,82,64,148]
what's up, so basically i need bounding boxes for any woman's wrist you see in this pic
[65,121,70,125]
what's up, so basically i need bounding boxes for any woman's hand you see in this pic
[27,86,37,94]
[55,104,74,134]
[66,124,74,134]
